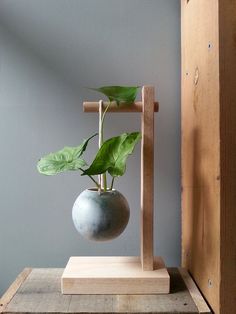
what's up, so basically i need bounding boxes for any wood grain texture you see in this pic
[61,256,170,294]
[3,268,210,314]
[181,1,236,313]
[83,101,159,112]
[0,268,32,313]
[141,86,155,271]
[181,1,220,312]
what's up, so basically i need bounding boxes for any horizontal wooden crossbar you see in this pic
[83,101,159,112]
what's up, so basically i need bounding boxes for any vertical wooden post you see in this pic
[181,1,236,313]
[141,86,155,271]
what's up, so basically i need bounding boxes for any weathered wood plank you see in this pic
[181,1,236,313]
[5,269,72,313]
[181,0,220,312]
[0,268,32,314]
[2,268,206,314]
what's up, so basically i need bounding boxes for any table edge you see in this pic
[178,268,211,314]
[0,268,32,313]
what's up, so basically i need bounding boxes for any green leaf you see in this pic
[72,133,98,159]
[82,132,141,178]
[37,133,97,175]
[89,86,140,105]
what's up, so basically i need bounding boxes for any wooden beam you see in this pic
[140,86,154,271]
[181,1,220,312]
[83,101,159,112]
[219,0,236,312]
[181,1,236,313]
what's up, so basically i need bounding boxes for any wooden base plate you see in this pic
[61,256,170,295]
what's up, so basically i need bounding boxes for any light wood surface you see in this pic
[83,101,159,112]
[61,256,169,294]
[2,268,211,313]
[0,268,32,313]
[140,86,155,271]
[181,0,220,312]
[181,1,236,313]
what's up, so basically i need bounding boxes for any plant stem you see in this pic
[88,175,100,189]
[110,177,115,190]
[98,101,103,191]
[79,168,100,189]
[101,101,111,131]
[99,100,112,191]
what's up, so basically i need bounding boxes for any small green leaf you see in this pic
[82,132,141,178]
[37,133,97,175]
[37,155,86,175]
[89,86,140,105]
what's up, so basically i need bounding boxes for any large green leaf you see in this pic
[37,133,97,175]
[89,86,140,105]
[82,132,141,178]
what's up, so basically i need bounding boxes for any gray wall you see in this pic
[0,0,180,295]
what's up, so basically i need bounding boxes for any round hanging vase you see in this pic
[72,188,130,241]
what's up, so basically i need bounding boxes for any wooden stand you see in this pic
[61,86,170,295]
[62,257,169,294]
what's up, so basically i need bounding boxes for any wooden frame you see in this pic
[181,1,236,313]
[61,86,170,294]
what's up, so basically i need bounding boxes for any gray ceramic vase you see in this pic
[72,188,130,241]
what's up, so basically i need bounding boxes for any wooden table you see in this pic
[0,268,211,314]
